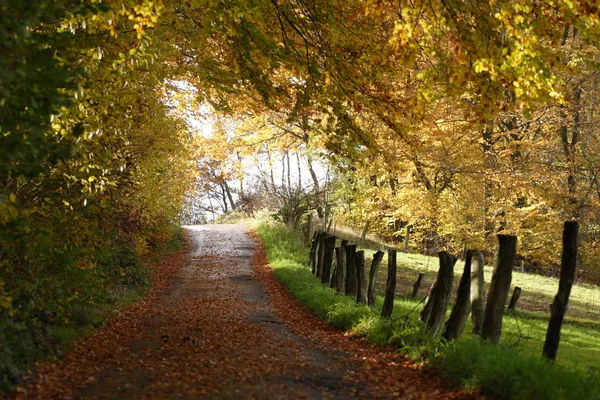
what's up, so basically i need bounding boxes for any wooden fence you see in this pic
[308,220,578,360]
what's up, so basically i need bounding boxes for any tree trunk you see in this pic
[307,155,323,219]
[443,251,472,341]
[321,235,336,285]
[481,234,517,344]
[543,221,578,361]
[361,221,370,240]
[221,184,229,213]
[355,250,367,303]
[223,181,236,211]
[344,244,357,296]
[507,287,522,311]
[420,251,456,337]
[381,249,397,318]
[403,225,411,252]
[367,251,385,306]
[412,273,425,298]
[470,251,485,334]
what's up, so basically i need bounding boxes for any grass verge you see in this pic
[253,220,600,400]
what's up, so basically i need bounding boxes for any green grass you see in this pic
[254,219,600,400]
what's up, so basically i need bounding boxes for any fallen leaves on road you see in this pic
[5,225,483,399]
[247,229,482,400]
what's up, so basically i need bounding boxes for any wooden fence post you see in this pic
[481,234,517,344]
[381,249,397,318]
[443,251,472,341]
[331,246,342,290]
[367,251,385,306]
[420,251,456,337]
[543,221,578,361]
[329,258,337,289]
[344,244,357,296]
[321,235,337,285]
[309,231,319,274]
[412,273,425,298]
[356,251,368,303]
[316,232,326,279]
[335,240,348,292]
[305,213,313,246]
[507,287,522,311]
[470,251,485,334]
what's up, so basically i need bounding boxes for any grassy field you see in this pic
[254,220,600,400]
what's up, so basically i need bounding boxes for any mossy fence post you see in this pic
[381,249,397,318]
[543,221,578,361]
[443,250,472,341]
[367,250,385,306]
[481,234,517,344]
[420,251,456,337]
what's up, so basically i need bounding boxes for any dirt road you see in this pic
[13,224,478,399]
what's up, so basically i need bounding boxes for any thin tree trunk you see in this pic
[236,151,245,207]
[307,155,323,219]
[381,249,397,318]
[296,151,302,189]
[543,221,578,361]
[470,251,485,334]
[356,250,367,303]
[223,181,236,211]
[344,244,357,296]
[420,252,456,337]
[265,146,276,189]
[481,235,517,344]
[361,221,370,241]
[221,184,229,213]
[367,251,385,306]
[403,225,411,252]
[443,251,472,341]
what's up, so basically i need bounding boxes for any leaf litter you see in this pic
[6,225,482,399]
